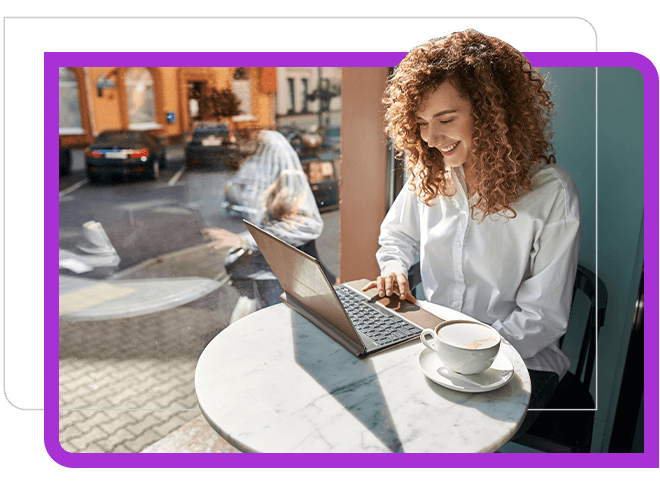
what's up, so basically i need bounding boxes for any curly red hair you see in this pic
[383,29,555,220]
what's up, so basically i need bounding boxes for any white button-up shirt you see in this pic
[376,162,581,378]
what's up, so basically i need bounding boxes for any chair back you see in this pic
[564,264,608,391]
[510,264,609,452]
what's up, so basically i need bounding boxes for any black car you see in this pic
[59,139,71,176]
[185,122,237,169]
[277,125,304,154]
[84,129,166,183]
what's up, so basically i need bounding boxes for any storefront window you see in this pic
[59,67,83,134]
[286,78,295,114]
[125,67,157,130]
[232,67,253,119]
[301,78,309,113]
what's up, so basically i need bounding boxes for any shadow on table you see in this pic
[422,369,528,425]
[288,311,404,453]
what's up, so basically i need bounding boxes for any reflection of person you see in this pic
[363,29,581,437]
[203,129,333,320]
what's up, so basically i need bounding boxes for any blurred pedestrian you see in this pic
[203,129,335,322]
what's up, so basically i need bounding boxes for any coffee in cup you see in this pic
[420,320,501,375]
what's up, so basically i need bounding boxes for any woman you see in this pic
[363,29,581,436]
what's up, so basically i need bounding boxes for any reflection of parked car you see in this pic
[59,139,71,176]
[301,154,340,212]
[322,127,341,151]
[277,125,304,154]
[185,122,237,169]
[84,130,166,183]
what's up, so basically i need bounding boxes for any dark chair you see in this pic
[409,261,423,298]
[512,263,608,453]
[408,261,608,452]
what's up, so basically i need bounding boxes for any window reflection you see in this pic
[58,65,342,454]
[125,67,156,129]
[59,67,82,132]
[232,67,253,118]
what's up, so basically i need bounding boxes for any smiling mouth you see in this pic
[439,141,460,153]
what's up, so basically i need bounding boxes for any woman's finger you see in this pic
[384,274,395,296]
[362,275,416,303]
[395,274,409,299]
[396,274,417,304]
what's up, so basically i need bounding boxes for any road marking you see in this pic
[59,282,137,316]
[59,178,89,198]
[168,165,186,186]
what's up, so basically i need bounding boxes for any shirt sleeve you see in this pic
[237,131,324,249]
[492,215,581,361]
[376,182,422,277]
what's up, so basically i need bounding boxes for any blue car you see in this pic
[84,130,167,183]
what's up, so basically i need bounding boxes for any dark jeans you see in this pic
[228,277,285,308]
[255,279,286,308]
[513,369,560,439]
[228,238,336,310]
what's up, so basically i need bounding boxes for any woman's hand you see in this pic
[362,272,417,304]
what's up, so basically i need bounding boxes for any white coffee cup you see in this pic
[420,320,501,375]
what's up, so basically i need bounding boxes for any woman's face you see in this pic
[415,80,474,170]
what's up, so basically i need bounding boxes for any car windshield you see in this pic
[193,126,228,138]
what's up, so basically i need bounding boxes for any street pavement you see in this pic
[58,163,341,453]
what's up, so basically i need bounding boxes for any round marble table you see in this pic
[195,300,531,453]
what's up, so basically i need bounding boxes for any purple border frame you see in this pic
[45,52,658,468]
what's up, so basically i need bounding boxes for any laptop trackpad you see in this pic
[344,279,444,330]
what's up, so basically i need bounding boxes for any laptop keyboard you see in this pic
[334,285,422,346]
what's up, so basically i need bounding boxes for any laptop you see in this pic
[244,220,444,358]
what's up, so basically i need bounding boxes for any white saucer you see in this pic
[417,347,514,393]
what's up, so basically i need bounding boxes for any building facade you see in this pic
[59,67,278,147]
[275,67,341,132]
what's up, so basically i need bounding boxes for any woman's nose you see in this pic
[426,123,443,149]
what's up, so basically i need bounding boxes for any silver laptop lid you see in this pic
[243,220,366,352]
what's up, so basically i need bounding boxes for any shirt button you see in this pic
[453,302,460,308]
[455,241,461,248]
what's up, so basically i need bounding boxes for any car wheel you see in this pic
[86,163,101,183]
[59,149,71,176]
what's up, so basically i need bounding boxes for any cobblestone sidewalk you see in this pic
[58,255,241,453]
[58,211,339,454]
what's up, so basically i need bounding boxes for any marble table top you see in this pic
[195,300,531,453]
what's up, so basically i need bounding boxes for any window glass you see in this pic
[232,67,253,117]
[301,78,308,113]
[58,66,341,454]
[59,67,82,132]
[286,78,295,114]
[125,67,156,129]
[188,81,205,121]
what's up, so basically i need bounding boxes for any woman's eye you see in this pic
[417,119,452,127]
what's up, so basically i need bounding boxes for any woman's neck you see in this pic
[463,165,477,198]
